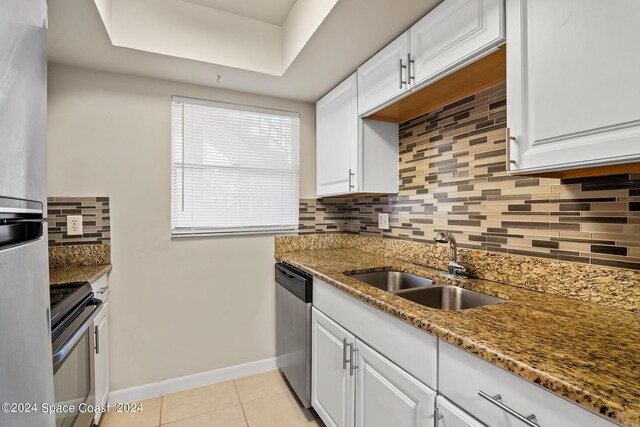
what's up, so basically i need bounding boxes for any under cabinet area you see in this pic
[506,0,640,175]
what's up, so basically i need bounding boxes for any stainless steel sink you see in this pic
[395,285,505,311]
[347,271,436,292]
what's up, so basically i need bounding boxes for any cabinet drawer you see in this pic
[314,279,437,389]
[439,340,616,427]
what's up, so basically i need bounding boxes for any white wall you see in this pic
[47,64,316,391]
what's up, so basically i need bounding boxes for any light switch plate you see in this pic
[67,215,83,236]
[378,213,390,230]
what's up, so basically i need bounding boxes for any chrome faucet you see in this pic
[434,232,468,278]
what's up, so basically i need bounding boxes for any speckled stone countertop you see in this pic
[48,243,112,286]
[49,264,112,286]
[276,248,640,427]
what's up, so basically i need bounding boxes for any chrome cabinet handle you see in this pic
[342,338,348,369]
[348,169,355,191]
[478,391,539,427]
[98,285,110,294]
[506,128,517,172]
[94,325,100,354]
[342,338,353,370]
[399,59,407,88]
[349,348,359,376]
[407,54,414,84]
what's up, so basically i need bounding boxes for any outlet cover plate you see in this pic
[378,213,390,230]
[67,215,83,236]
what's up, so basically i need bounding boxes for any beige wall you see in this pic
[47,64,316,391]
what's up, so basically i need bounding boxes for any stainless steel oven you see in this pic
[51,290,101,427]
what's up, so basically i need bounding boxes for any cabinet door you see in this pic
[437,396,486,427]
[312,308,355,427]
[316,73,359,197]
[357,32,410,116]
[507,0,640,173]
[410,0,504,87]
[93,301,110,421]
[355,339,436,427]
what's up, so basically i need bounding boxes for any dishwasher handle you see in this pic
[275,263,312,303]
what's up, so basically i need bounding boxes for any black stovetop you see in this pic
[50,283,93,331]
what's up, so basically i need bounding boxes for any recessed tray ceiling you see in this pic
[93,0,338,76]
[180,0,297,26]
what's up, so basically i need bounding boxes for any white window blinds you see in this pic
[171,96,300,236]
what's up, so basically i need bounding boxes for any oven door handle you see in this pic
[52,300,102,371]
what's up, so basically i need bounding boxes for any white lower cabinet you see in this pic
[312,307,356,427]
[437,396,486,427]
[355,339,436,427]
[312,308,436,427]
[93,300,110,421]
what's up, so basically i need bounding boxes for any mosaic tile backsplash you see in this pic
[300,83,640,271]
[47,197,111,246]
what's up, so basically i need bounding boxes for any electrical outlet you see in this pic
[67,215,83,236]
[378,213,390,230]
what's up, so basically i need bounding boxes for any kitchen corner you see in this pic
[46,196,113,426]
[48,197,112,287]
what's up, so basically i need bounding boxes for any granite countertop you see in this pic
[49,264,112,286]
[276,248,640,427]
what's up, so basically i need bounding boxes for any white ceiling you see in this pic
[180,0,297,25]
[48,0,441,102]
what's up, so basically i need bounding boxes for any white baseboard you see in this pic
[108,357,278,404]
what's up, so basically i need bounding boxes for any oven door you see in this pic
[52,299,101,427]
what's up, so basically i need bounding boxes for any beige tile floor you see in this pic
[99,370,325,427]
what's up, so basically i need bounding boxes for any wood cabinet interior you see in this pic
[368,46,506,124]
[525,162,640,179]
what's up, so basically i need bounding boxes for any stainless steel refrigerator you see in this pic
[0,1,54,426]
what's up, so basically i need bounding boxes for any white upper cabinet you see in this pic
[410,0,505,87]
[317,74,399,198]
[506,0,640,174]
[357,32,410,116]
[316,73,359,197]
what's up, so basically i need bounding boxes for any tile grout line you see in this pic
[233,379,252,427]
[158,395,164,426]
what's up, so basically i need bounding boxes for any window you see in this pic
[171,96,300,236]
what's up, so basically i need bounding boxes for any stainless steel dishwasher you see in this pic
[275,262,313,408]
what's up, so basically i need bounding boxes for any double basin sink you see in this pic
[347,271,505,311]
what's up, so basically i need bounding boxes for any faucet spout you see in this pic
[433,232,468,278]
